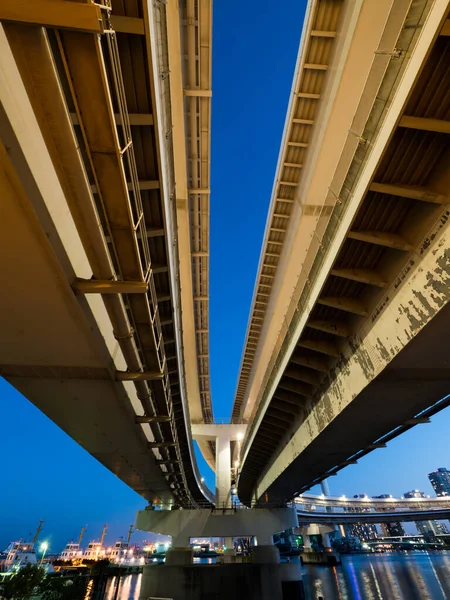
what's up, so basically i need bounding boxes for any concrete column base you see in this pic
[223,548,236,564]
[165,547,193,565]
[252,544,280,564]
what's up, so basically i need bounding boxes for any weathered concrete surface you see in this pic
[136,508,298,546]
[140,562,304,600]
[255,212,450,502]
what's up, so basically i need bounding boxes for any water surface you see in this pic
[104,551,450,599]
[302,552,450,599]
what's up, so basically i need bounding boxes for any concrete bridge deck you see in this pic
[0,0,213,507]
[236,0,450,504]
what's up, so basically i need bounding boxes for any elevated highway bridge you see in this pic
[234,0,450,506]
[296,492,450,511]
[0,0,213,508]
[294,493,450,524]
[295,508,450,525]
[1,2,450,595]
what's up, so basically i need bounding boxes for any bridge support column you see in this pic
[298,525,340,566]
[253,533,280,564]
[164,531,194,566]
[191,423,247,507]
[136,507,303,599]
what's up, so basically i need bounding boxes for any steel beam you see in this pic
[70,112,154,126]
[348,230,413,251]
[311,30,336,38]
[271,399,301,415]
[404,417,431,425]
[317,296,368,316]
[184,89,212,97]
[266,408,293,423]
[297,339,340,357]
[116,371,164,382]
[135,416,171,423]
[275,386,311,402]
[290,352,330,372]
[110,15,144,35]
[147,228,165,238]
[90,180,160,193]
[74,279,148,294]
[306,319,350,337]
[297,92,320,99]
[366,443,387,450]
[284,162,303,168]
[304,63,328,71]
[148,442,176,448]
[369,182,449,204]
[331,268,386,287]
[283,367,320,385]
[399,115,450,134]
[0,0,103,33]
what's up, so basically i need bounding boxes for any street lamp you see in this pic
[39,542,48,566]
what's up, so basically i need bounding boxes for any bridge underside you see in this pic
[0,1,211,507]
[262,299,450,502]
[239,3,450,504]
[0,122,173,502]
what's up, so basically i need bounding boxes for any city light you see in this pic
[39,542,49,566]
[237,432,244,441]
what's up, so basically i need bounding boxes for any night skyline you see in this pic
[2,0,450,553]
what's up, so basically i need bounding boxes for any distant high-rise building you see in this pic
[404,490,426,498]
[373,494,406,537]
[404,490,447,537]
[344,495,378,542]
[435,521,449,535]
[416,520,449,536]
[428,468,450,497]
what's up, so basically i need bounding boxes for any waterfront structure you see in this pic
[3,542,38,573]
[429,468,450,497]
[2,521,46,573]
[59,542,83,561]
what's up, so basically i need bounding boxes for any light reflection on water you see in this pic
[193,557,215,564]
[104,573,142,600]
[102,552,450,600]
[302,552,450,600]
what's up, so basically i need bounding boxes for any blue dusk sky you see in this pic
[1,0,449,551]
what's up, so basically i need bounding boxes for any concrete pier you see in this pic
[136,506,303,599]
[140,560,304,600]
